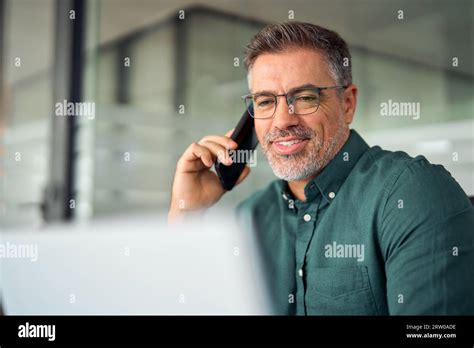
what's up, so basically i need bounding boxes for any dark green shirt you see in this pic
[236,129,474,315]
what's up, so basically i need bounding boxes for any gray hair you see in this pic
[244,21,352,87]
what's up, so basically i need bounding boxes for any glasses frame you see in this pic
[242,85,348,119]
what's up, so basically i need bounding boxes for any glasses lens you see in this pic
[244,96,255,117]
[247,94,276,119]
[290,89,320,115]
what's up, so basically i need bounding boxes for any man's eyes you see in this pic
[256,99,275,107]
[253,91,319,106]
[295,95,318,101]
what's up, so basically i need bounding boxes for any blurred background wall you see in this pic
[1,0,473,228]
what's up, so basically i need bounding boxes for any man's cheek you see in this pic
[254,123,270,144]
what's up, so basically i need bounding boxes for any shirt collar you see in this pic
[280,129,369,204]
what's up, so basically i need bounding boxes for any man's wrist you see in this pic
[167,207,207,225]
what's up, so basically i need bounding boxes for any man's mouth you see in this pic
[272,137,310,155]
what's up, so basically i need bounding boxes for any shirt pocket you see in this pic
[305,266,378,315]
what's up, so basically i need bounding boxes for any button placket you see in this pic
[294,197,321,315]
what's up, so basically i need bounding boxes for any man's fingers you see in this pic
[225,128,235,138]
[198,140,233,165]
[235,166,251,186]
[180,143,214,169]
[199,134,237,150]
[178,131,239,172]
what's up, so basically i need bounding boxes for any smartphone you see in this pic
[215,109,258,191]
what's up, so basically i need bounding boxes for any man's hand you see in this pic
[168,129,251,223]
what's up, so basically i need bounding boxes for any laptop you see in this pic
[0,211,271,315]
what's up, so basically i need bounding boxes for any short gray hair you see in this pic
[244,21,352,87]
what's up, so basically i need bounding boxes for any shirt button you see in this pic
[298,269,303,277]
[329,192,336,199]
[303,214,311,222]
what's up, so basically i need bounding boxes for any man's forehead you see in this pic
[248,49,331,93]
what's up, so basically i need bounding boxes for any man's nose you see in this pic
[271,98,299,129]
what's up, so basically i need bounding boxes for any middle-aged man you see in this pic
[169,21,474,315]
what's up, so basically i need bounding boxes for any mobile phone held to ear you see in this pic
[215,109,258,191]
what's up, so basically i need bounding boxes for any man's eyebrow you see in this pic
[287,83,318,93]
[251,88,278,95]
[252,83,318,95]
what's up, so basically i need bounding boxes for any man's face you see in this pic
[249,48,355,182]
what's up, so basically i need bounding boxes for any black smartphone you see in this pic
[215,109,258,191]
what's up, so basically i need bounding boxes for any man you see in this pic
[168,22,474,315]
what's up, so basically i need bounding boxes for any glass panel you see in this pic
[1,0,55,228]
[74,0,474,220]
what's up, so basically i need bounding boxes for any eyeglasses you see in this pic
[242,85,348,119]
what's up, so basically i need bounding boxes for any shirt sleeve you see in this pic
[380,157,474,315]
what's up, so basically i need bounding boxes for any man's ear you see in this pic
[343,84,357,125]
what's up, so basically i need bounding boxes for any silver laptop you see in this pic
[0,211,271,315]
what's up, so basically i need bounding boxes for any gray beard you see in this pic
[262,124,347,182]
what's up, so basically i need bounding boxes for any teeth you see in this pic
[277,139,303,147]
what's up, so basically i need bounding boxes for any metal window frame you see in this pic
[44,0,86,222]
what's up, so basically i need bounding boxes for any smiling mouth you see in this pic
[272,137,310,155]
[274,138,305,146]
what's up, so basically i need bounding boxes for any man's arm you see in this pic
[380,157,474,315]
